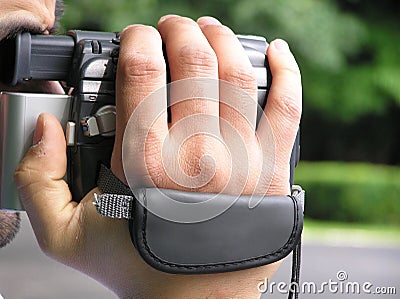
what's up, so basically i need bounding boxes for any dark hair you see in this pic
[51,0,65,34]
[0,211,20,248]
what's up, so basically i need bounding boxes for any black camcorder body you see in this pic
[0,30,299,208]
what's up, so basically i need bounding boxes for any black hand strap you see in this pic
[96,165,304,298]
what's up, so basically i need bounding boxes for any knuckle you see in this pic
[179,136,226,172]
[13,167,25,187]
[13,152,47,187]
[281,64,301,78]
[276,93,302,120]
[119,51,165,83]
[119,25,165,83]
[14,162,37,187]
[177,45,217,74]
[222,64,257,92]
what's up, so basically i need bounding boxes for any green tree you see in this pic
[60,0,400,122]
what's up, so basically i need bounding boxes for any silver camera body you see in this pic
[0,92,71,210]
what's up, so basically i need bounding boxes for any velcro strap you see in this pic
[94,165,134,218]
[93,193,134,219]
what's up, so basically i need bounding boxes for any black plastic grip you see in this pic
[68,142,114,201]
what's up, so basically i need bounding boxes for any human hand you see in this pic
[14,15,301,298]
[115,15,301,198]
[0,0,60,40]
[0,0,64,248]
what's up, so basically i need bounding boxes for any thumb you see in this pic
[14,113,74,247]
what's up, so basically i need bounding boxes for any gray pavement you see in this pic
[1,213,399,299]
[0,213,116,299]
[265,243,400,298]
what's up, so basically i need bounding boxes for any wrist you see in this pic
[118,265,279,299]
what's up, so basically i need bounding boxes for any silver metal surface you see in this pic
[66,121,76,146]
[0,92,71,211]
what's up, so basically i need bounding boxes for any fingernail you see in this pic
[158,14,178,24]
[33,114,45,145]
[197,16,221,26]
[273,39,290,52]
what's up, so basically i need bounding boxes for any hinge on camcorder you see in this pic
[66,105,116,146]
[80,105,116,137]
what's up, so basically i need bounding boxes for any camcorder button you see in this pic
[66,122,76,146]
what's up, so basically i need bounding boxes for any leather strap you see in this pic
[95,165,304,299]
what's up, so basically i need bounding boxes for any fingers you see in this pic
[112,24,168,182]
[197,17,258,139]
[114,15,302,196]
[14,113,74,250]
[158,15,219,127]
[0,0,57,40]
[258,39,302,194]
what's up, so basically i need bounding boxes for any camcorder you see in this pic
[0,30,300,210]
[0,31,304,291]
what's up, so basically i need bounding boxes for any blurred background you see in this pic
[1,0,399,298]
[58,0,400,228]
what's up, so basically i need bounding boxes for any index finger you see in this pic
[111,25,168,182]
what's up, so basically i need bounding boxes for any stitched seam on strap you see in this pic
[140,194,301,270]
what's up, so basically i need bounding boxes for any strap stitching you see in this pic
[96,165,303,270]
[139,191,302,270]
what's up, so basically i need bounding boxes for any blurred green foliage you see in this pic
[59,0,400,223]
[60,0,400,122]
[296,161,400,225]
